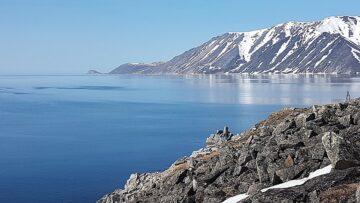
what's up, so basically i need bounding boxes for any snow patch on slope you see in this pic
[222,165,332,203]
[238,31,260,61]
[262,165,332,192]
[215,16,359,70]
[316,16,360,45]
[222,194,249,203]
[271,37,291,64]
[351,48,360,62]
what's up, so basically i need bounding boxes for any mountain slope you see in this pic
[109,62,164,74]
[110,16,360,74]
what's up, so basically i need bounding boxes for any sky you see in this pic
[0,0,359,74]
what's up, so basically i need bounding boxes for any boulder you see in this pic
[338,115,354,127]
[236,182,251,194]
[233,165,246,176]
[238,151,252,166]
[247,183,269,195]
[256,155,270,183]
[309,142,326,160]
[322,131,360,169]
[206,127,233,145]
[259,125,273,137]
[353,112,360,125]
[273,120,296,135]
[295,112,316,127]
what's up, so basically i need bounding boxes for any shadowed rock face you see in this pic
[109,16,360,75]
[97,99,360,203]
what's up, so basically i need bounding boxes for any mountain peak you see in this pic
[110,16,360,75]
[323,15,360,21]
[316,16,360,45]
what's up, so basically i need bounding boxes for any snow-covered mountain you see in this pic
[110,16,360,74]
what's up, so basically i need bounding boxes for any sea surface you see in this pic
[1,74,360,203]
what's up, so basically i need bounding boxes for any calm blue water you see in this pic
[1,74,360,203]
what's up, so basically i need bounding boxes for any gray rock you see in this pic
[248,167,360,203]
[339,115,354,127]
[322,131,360,169]
[353,113,360,125]
[236,182,251,194]
[295,112,316,127]
[206,127,233,146]
[256,155,270,183]
[309,142,326,160]
[98,99,360,203]
[245,159,257,170]
[247,183,269,195]
[275,163,309,182]
[259,126,273,137]
[308,190,319,203]
[233,164,246,176]
[273,120,296,136]
[238,151,252,166]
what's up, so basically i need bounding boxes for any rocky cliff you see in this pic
[98,99,360,203]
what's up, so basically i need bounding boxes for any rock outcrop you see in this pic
[322,131,360,170]
[206,126,234,146]
[98,99,360,203]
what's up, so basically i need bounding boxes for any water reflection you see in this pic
[0,74,359,106]
[178,74,360,105]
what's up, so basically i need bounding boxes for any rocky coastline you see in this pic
[98,99,360,203]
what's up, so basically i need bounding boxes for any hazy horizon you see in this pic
[1,0,359,75]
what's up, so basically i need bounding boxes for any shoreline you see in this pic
[98,98,360,202]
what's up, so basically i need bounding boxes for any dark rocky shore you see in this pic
[98,99,360,203]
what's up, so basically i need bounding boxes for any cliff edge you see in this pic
[98,99,360,203]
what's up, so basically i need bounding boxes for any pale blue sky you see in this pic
[0,0,359,74]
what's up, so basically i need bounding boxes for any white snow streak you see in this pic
[315,55,328,67]
[238,32,259,61]
[222,194,249,203]
[216,42,233,60]
[351,48,360,62]
[315,47,334,67]
[262,165,332,192]
[222,165,332,203]
[188,16,360,73]
[320,40,334,53]
[271,38,291,64]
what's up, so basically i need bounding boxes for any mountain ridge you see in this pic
[109,16,360,74]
